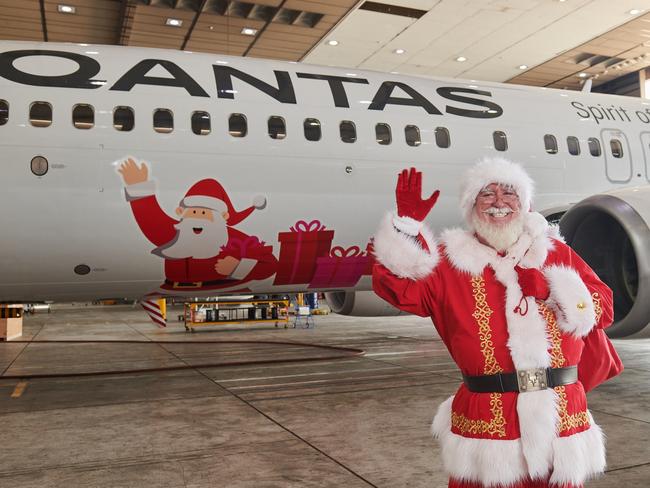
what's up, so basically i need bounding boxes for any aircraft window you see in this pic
[29,102,52,128]
[493,131,508,151]
[229,113,247,137]
[304,118,321,141]
[340,120,356,143]
[566,136,580,156]
[153,109,173,133]
[405,125,421,147]
[191,111,211,135]
[610,139,624,158]
[376,123,391,145]
[435,127,450,148]
[0,100,8,126]
[588,137,601,157]
[268,116,286,140]
[544,134,558,154]
[113,106,134,131]
[72,104,94,130]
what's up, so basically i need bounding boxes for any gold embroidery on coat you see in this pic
[451,393,507,438]
[537,301,565,368]
[556,386,590,432]
[592,292,603,323]
[471,276,503,374]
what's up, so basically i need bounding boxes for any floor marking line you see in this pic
[11,380,28,398]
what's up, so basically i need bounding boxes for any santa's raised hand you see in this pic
[396,167,440,223]
[118,158,149,186]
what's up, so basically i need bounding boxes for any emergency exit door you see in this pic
[601,129,632,183]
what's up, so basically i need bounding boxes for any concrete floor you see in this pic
[0,305,648,488]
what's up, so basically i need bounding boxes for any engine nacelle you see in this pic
[559,187,650,337]
[324,290,403,316]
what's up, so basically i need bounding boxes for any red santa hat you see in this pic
[180,179,266,226]
[459,157,534,223]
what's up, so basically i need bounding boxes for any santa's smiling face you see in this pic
[153,206,230,259]
[471,183,524,252]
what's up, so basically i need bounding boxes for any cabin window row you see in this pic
[0,100,621,158]
[1,100,458,147]
[543,133,623,158]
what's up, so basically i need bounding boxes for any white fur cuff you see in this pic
[392,214,423,236]
[373,213,439,280]
[125,180,156,200]
[544,265,596,337]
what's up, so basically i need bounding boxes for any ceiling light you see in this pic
[394,48,406,54]
[455,56,467,62]
[166,18,183,27]
[57,4,76,14]
[327,40,339,46]
[629,9,643,15]
[241,27,258,36]
[578,73,587,78]
[518,65,528,70]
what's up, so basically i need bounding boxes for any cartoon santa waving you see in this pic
[118,158,277,292]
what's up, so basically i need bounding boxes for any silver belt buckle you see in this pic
[517,368,548,392]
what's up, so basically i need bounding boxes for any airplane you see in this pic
[1,40,649,338]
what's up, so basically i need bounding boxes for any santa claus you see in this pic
[372,158,623,488]
[118,158,277,291]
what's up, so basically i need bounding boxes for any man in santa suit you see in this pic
[118,158,277,292]
[372,158,623,488]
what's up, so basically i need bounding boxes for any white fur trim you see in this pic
[460,157,535,224]
[230,258,257,280]
[432,396,528,486]
[549,412,606,486]
[432,397,605,486]
[182,195,228,211]
[124,180,156,200]
[517,389,560,478]
[392,214,423,236]
[544,266,596,337]
[373,212,439,280]
[441,228,496,275]
[442,213,552,274]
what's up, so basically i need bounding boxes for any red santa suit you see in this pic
[372,159,623,488]
[124,178,277,291]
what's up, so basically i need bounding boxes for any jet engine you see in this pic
[559,187,650,337]
[324,290,403,316]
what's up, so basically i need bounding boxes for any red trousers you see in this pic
[449,478,583,488]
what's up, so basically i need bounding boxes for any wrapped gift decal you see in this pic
[363,240,376,275]
[309,245,370,289]
[273,220,335,285]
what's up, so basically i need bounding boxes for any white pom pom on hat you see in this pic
[459,156,534,223]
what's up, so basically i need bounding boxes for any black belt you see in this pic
[164,279,236,289]
[463,366,578,393]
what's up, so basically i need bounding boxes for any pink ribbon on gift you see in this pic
[290,220,326,233]
[330,245,363,258]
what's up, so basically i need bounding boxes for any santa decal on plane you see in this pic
[118,158,277,292]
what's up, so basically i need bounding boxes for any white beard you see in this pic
[154,217,228,259]
[470,210,524,252]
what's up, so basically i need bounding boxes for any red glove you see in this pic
[396,167,440,222]
[515,266,550,300]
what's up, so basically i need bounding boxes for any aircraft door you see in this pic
[601,129,632,183]
[639,132,650,183]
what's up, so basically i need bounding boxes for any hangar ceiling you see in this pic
[2,0,650,91]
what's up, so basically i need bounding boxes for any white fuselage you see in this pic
[0,41,647,301]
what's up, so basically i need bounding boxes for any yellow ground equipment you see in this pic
[183,299,289,332]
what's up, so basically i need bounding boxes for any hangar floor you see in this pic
[0,305,648,488]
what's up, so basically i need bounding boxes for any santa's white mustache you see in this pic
[483,207,513,216]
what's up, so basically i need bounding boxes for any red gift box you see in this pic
[273,220,335,285]
[308,245,370,289]
[363,240,376,275]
